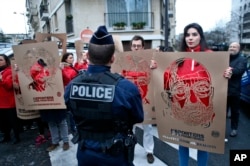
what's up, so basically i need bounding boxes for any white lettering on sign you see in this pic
[70,83,115,102]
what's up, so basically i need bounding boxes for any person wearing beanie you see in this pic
[64,25,144,166]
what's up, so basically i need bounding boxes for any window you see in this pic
[65,0,73,34]
[54,13,58,31]
[106,0,151,28]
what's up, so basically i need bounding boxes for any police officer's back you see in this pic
[64,26,144,166]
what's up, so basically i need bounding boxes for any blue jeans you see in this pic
[178,145,208,166]
[48,119,69,144]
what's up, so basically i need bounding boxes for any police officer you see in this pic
[64,25,144,166]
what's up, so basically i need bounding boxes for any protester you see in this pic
[30,49,71,152]
[167,23,233,166]
[74,51,88,72]
[226,42,247,137]
[35,117,50,146]
[64,25,144,166]
[0,54,20,144]
[39,110,69,152]
[127,35,155,164]
[16,39,49,146]
[60,52,79,135]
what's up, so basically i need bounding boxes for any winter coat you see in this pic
[61,66,78,87]
[0,66,16,108]
[228,53,247,96]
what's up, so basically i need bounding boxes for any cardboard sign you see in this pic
[153,51,229,154]
[11,60,40,119]
[113,35,124,53]
[74,40,85,61]
[12,41,66,110]
[112,49,156,124]
[35,32,67,55]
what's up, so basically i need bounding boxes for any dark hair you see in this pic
[130,35,145,47]
[37,59,47,67]
[88,43,115,65]
[61,52,74,63]
[180,23,209,51]
[0,54,11,67]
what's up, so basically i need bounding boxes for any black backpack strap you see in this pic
[101,72,123,85]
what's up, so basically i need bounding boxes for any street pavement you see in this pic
[0,101,249,166]
[49,134,166,166]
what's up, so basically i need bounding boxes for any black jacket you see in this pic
[228,53,247,96]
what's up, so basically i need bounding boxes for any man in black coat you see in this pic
[227,42,247,137]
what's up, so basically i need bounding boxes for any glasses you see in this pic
[132,44,142,48]
[168,80,213,101]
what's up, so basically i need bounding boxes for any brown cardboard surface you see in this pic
[74,40,84,61]
[12,41,66,110]
[112,49,156,124]
[35,33,67,55]
[11,60,40,119]
[153,51,229,154]
[112,35,124,53]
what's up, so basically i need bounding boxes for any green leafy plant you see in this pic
[131,22,146,29]
[113,22,126,30]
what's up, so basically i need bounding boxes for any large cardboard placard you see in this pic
[12,41,66,110]
[153,52,229,154]
[112,49,156,124]
[11,60,40,119]
[74,40,85,61]
[113,35,124,53]
[35,32,67,55]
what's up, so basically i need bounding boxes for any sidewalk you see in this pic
[49,134,167,166]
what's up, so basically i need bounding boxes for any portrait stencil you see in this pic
[12,41,66,110]
[112,49,156,124]
[11,60,40,119]
[153,51,229,154]
[162,57,215,128]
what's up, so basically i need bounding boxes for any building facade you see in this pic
[231,0,250,50]
[26,0,176,50]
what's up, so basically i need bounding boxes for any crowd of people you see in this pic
[0,22,248,166]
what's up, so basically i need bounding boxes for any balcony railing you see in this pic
[104,12,154,30]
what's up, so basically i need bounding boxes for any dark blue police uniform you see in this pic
[64,65,144,166]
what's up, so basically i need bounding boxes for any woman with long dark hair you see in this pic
[176,23,232,166]
[0,54,20,144]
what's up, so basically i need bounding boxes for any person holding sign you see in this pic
[0,54,20,144]
[128,35,155,164]
[164,23,232,166]
[226,42,247,137]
